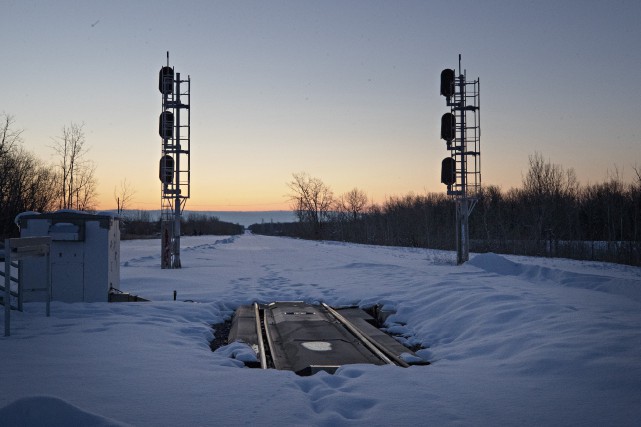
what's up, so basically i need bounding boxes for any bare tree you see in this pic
[0,114,58,237]
[522,152,577,198]
[0,113,23,155]
[633,165,641,188]
[337,188,369,221]
[287,172,334,238]
[51,122,98,210]
[22,154,58,212]
[114,178,136,214]
[522,152,579,243]
[73,162,98,210]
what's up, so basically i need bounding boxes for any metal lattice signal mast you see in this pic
[158,52,191,269]
[440,55,481,265]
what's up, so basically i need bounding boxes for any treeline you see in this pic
[1,114,57,237]
[181,213,244,236]
[251,156,641,266]
[1,114,98,239]
[0,113,244,241]
[123,211,243,239]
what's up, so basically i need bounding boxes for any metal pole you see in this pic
[161,55,170,270]
[457,59,470,265]
[46,246,51,317]
[440,55,479,265]
[461,199,469,264]
[455,202,461,264]
[173,72,182,268]
[187,76,191,199]
[5,239,11,336]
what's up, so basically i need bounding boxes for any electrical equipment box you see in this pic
[17,211,120,303]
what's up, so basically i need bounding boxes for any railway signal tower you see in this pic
[158,52,191,269]
[439,55,481,264]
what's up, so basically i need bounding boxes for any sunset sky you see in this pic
[3,0,640,211]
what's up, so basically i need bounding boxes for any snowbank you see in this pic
[2,234,640,426]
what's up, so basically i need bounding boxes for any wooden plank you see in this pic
[8,237,51,260]
[8,236,52,249]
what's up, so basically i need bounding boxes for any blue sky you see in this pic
[3,0,640,210]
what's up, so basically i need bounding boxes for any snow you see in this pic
[2,233,641,426]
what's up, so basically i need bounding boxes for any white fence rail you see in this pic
[2,237,52,337]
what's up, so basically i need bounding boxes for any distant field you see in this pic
[111,210,296,227]
[194,211,296,227]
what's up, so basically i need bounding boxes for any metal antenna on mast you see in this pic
[158,52,191,269]
[439,55,481,264]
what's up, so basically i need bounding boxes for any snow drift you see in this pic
[2,234,640,426]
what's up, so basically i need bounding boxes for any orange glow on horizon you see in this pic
[95,194,293,212]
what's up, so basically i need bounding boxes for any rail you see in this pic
[253,302,268,369]
[0,260,20,302]
[3,237,52,337]
[321,303,409,367]
[227,302,427,375]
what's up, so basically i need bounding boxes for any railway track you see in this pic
[227,301,428,375]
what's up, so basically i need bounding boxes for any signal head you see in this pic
[440,112,455,142]
[440,68,455,98]
[441,157,456,186]
[159,66,174,95]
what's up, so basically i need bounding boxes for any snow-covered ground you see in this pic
[2,233,641,426]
